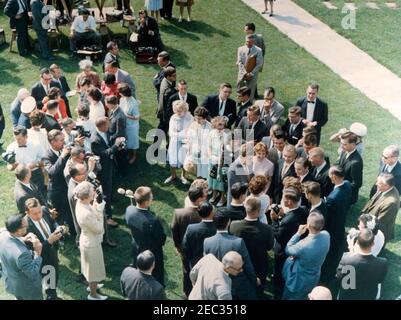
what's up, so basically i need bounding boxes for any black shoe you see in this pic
[124,9,132,15]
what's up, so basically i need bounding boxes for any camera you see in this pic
[56,225,69,237]
[2,150,16,164]
[72,125,91,138]
[86,154,102,173]
[87,172,105,204]
[270,204,281,215]
[117,140,127,149]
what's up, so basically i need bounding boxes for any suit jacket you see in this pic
[203,232,257,299]
[236,118,268,143]
[256,99,285,132]
[120,267,166,300]
[56,76,71,96]
[310,200,328,221]
[229,219,274,279]
[0,231,43,300]
[91,131,118,174]
[75,200,104,248]
[362,187,400,241]
[371,160,401,197]
[336,150,363,204]
[202,95,237,128]
[4,0,29,28]
[272,206,308,256]
[171,207,201,253]
[158,78,177,122]
[227,158,253,205]
[103,52,120,72]
[283,231,330,294]
[108,106,127,143]
[43,114,61,132]
[182,221,216,268]
[271,160,297,203]
[236,100,253,126]
[153,61,175,96]
[10,98,21,128]
[337,253,388,300]
[296,96,328,143]
[167,92,198,119]
[14,180,47,213]
[237,45,263,82]
[311,162,334,198]
[281,119,305,146]
[31,80,61,109]
[43,148,69,196]
[116,69,136,98]
[225,204,246,222]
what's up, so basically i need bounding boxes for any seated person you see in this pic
[69,6,101,52]
[137,9,164,51]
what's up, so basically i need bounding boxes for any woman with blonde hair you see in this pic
[165,100,193,185]
[253,142,274,189]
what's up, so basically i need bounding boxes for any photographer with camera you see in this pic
[25,198,65,300]
[63,145,97,184]
[76,104,97,154]
[4,125,46,195]
[91,117,123,228]
[0,214,43,300]
[61,118,85,148]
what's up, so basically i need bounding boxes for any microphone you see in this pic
[126,189,134,198]
[117,188,126,195]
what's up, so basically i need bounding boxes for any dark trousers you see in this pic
[182,257,192,297]
[161,0,174,18]
[69,32,101,51]
[33,26,51,59]
[14,15,30,56]
[31,169,46,198]
[274,253,286,300]
[116,0,131,11]
[49,190,75,234]
[98,172,113,219]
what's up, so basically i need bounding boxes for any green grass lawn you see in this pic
[293,0,401,77]
[0,0,401,299]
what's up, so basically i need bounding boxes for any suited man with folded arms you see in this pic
[204,208,258,300]
[257,87,285,132]
[0,214,43,300]
[335,132,363,204]
[296,84,328,145]
[282,212,330,300]
[153,51,175,100]
[202,83,237,128]
[157,67,177,135]
[308,147,333,198]
[237,34,263,102]
[282,106,305,146]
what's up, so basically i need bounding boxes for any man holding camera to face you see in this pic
[25,198,65,300]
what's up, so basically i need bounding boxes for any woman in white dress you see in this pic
[186,106,212,179]
[27,109,49,155]
[87,87,106,123]
[253,142,274,190]
[165,100,193,185]
[75,181,107,300]
[119,83,140,164]
[248,175,270,224]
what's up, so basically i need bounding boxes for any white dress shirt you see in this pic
[89,101,106,122]
[218,98,226,116]
[71,15,97,33]
[315,161,327,177]
[6,141,44,170]
[306,100,316,122]
[32,218,51,240]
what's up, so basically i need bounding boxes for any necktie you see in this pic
[281,163,288,178]
[289,124,294,136]
[38,220,49,239]
[19,0,27,12]
[219,101,224,115]
[18,145,27,148]
[307,100,315,104]
[312,167,318,178]
[370,191,382,207]
[382,165,389,173]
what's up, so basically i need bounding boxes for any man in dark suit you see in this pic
[320,165,352,288]
[226,182,248,221]
[42,100,62,132]
[50,64,71,117]
[171,185,205,296]
[125,187,166,286]
[103,41,120,72]
[308,147,333,198]
[270,188,308,299]
[337,229,388,300]
[0,214,43,300]
[4,0,30,57]
[230,196,274,298]
[121,250,166,300]
[303,181,328,219]
[14,164,47,213]
[43,129,73,232]
[30,0,53,60]
[335,132,363,204]
[202,83,237,128]
[31,68,62,110]
[138,9,163,51]
[105,95,127,176]
[236,105,268,143]
[296,83,328,145]
[271,144,297,204]
[204,208,258,300]
[91,117,121,228]
[236,86,252,126]
[182,202,216,274]
[115,0,132,15]
[282,106,306,146]
[370,144,401,197]
[153,51,175,100]
[160,0,174,19]
[25,198,63,300]
[157,67,177,135]
[166,80,198,118]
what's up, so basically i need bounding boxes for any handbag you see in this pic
[209,164,218,179]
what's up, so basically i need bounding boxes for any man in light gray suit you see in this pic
[0,214,43,300]
[256,87,285,132]
[282,212,330,300]
[106,61,137,99]
[237,34,264,102]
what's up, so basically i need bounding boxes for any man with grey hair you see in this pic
[189,251,243,300]
[308,286,332,300]
[371,144,401,197]
[237,34,263,102]
[362,173,400,241]
[120,250,166,300]
[230,196,274,298]
[282,212,330,300]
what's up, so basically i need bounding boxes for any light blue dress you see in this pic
[145,0,163,11]
[120,96,140,150]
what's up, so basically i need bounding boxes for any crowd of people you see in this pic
[0,5,399,301]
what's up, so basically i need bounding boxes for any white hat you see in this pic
[349,122,367,137]
[21,96,37,114]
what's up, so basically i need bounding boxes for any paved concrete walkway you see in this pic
[241,0,401,120]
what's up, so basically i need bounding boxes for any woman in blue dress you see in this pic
[118,83,140,164]
[145,0,163,22]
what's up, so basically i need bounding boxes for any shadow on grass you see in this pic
[163,19,230,38]
[0,57,23,86]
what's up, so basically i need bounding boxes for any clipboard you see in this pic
[245,55,256,73]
